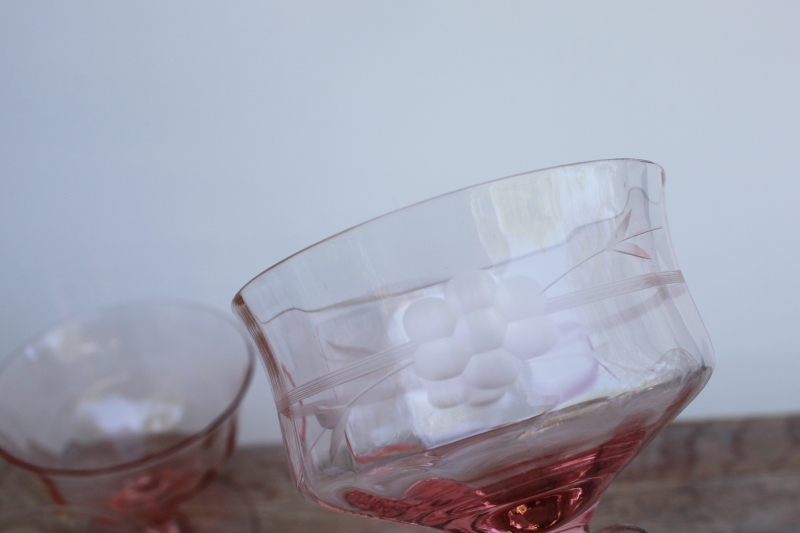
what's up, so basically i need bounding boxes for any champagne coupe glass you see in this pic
[0,302,255,533]
[233,159,714,533]
[0,505,143,533]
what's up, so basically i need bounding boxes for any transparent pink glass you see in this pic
[0,505,143,533]
[233,160,714,533]
[0,302,255,533]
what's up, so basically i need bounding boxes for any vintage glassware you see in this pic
[0,505,143,533]
[0,303,255,533]
[233,159,714,533]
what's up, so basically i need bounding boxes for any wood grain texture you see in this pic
[2,415,799,532]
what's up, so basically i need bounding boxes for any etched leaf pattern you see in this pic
[608,210,632,246]
[329,406,350,460]
[612,242,652,260]
[608,209,653,260]
[327,341,376,358]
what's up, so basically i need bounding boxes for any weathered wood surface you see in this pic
[2,415,800,532]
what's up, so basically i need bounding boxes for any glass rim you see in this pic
[234,158,663,299]
[0,299,256,477]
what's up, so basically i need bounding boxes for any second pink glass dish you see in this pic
[0,302,255,533]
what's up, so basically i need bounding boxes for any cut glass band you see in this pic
[276,269,684,414]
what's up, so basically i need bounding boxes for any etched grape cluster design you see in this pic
[403,269,561,409]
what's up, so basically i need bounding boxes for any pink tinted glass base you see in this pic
[311,364,705,533]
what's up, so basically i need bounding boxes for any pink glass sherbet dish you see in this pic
[233,159,714,533]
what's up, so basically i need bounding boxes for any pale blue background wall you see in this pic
[2,1,798,443]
